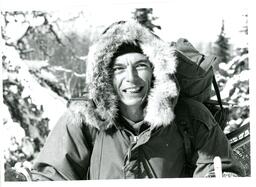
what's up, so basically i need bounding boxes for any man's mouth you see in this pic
[122,87,143,93]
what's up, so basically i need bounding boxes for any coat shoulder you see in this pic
[175,97,218,131]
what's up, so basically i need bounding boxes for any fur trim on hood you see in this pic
[69,20,179,130]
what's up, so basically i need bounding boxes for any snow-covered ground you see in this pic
[3,46,67,130]
[2,45,68,169]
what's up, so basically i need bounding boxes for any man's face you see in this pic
[112,52,153,108]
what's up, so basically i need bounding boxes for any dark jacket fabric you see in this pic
[32,98,244,180]
[31,21,244,180]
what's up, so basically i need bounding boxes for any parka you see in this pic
[31,20,244,180]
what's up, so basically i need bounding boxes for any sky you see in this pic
[0,0,249,47]
[83,2,248,47]
[60,1,248,45]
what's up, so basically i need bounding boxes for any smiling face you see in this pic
[112,52,153,110]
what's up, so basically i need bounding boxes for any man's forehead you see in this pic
[113,52,149,65]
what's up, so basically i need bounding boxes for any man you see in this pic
[28,20,244,180]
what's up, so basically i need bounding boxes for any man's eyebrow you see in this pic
[113,63,125,66]
[135,59,148,62]
[134,60,152,67]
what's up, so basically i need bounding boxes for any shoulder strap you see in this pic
[175,120,196,177]
[174,100,196,177]
[212,75,223,110]
[177,121,192,161]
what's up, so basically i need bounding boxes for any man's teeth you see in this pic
[124,87,141,93]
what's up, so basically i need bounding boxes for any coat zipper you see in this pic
[126,135,138,164]
[123,127,152,171]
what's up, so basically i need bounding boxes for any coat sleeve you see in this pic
[31,109,97,180]
[192,118,245,177]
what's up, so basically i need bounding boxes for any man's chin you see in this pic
[120,98,146,108]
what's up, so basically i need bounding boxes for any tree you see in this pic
[132,8,161,31]
[1,11,88,98]
[1,11,87,175]
[237,14,248,56]
[214,20,231,65]
[215,14,249,176]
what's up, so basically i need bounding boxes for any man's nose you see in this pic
[125,65,138,82]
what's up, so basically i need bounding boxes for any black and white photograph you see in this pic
[0,0,254,186]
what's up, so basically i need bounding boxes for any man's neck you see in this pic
[121,115,144,135]
[119,103,144,123]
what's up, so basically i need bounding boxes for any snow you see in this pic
[218,54,248,73]
[4,17,30,44]
[220,70,249,100]
[2,43,69,169]
[54,65,86,77]
[20,76,67,130]
[3,47,67,130]
[2,104,26,149]
[23,60,49,69]
[3,12,46,44]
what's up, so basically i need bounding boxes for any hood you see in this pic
[69,20,179,130]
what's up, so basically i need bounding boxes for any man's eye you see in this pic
[113,66,125,72]
[137,64,147,67]
[136,63,150,69]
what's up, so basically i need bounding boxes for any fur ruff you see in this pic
[69,20,179,130]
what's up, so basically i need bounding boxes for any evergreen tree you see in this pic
[132,8,161,31]
[237,14,248,56]
[214,20,231,64]
[240,14,248,35]
[216,14,250,176]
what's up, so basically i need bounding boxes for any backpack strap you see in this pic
[212,75,224,110]
[174,100,196,177]
[198,54,229,130]
[176,120,196,177]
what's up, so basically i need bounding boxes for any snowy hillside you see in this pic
[2,45,67,169]
[216,52,249,134]
[1,11,89,172]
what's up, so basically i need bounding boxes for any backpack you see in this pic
[173,38,230,176]
[174,38,229,130]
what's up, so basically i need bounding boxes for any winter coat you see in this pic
[31,21,244,180]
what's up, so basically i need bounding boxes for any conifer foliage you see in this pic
[215,14,250,176]
[132,8,161,31]
[214,20,231,66]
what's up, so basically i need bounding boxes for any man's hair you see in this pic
[112,42,144,60]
